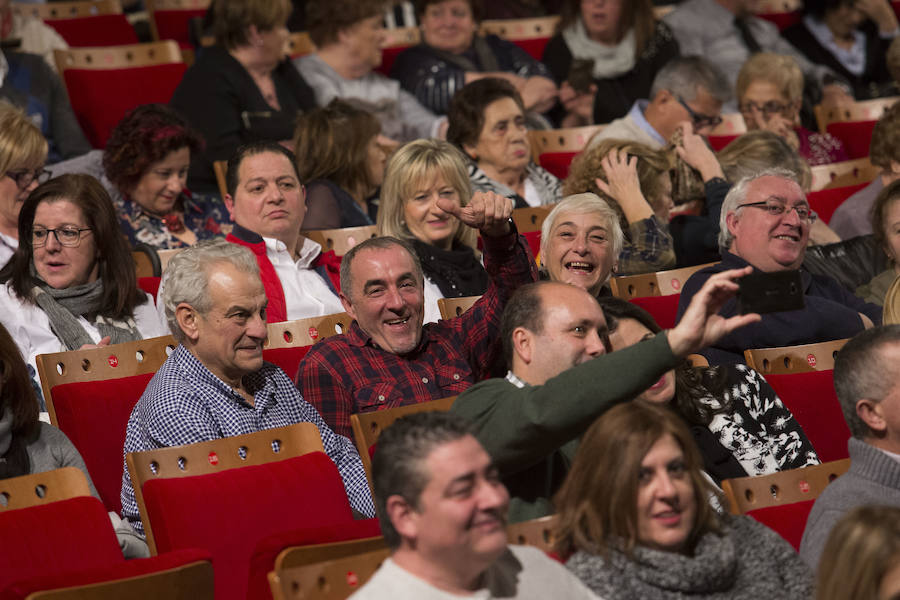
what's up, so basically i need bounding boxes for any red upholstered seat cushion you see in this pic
[138,276,161,300]
[0,496,123,590]
[756,11,801,31]
[62,62,187,148]
[629,295,680,330]
[826,120,878,160]
[141,451,356,600]
[537,151,576,179]
[375,45,414,76]
[763,371,851,463]
[0,548,210,600]
[708,134,739,152]
[746,500,815,551]
[807,183,868,225]
[50,374,155,513]
[246,519,383,600]
[152,9,207,47]
[46,15,138,47]
[262,346,312,382]
[511,37,550,61]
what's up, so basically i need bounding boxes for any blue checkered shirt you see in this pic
[120,345,374,535]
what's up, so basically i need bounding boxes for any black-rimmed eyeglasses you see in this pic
[32,226,93,247]
[738,200,817,224]
[675,96,723,130]
[6,168,51,189]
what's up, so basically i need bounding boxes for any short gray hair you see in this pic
[834,326,900,439]
[162,239,260,342]
[718,167,803,251]
[650,56,732,104]
[339,236,423,300]
[541,193,625,265]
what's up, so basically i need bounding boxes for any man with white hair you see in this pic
[120,239,374,537]
[676,168,882,364]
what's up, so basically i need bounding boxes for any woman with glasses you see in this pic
[737,53,848,166]
[0,104,49,269]
[0,174,167,383]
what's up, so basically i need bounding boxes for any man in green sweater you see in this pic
[451,268,760,522]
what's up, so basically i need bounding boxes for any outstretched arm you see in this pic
[667,266,761,357]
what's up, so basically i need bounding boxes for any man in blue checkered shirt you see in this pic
[120,240,374,537]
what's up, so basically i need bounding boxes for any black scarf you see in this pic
[423,35,500,73]
[412,239,489,298]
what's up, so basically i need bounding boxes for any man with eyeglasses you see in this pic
[589,56,731,150]
[676,168,882,366]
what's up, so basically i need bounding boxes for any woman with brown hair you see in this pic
[170,0,316,195]
[563,138,675,274]
[555,400,813,599]
[542,0,680,126]
[293,100,388,229]
[0,174,166,382]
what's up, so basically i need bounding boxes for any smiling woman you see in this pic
[378,139,488,323]
[553,401,815,600]
[0,174,168,383]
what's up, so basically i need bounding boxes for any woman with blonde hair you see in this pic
[737,53,848,166]
[563,138,674,274]
[816,505,900,600]
[294,100,388,229]
[0,102,49,268]
[555,400,814,599]
[377,139,486,323]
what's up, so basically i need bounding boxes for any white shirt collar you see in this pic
[505,371,529,388]
[262,235,323,268]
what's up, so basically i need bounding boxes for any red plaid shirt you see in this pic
[296,228,538,438]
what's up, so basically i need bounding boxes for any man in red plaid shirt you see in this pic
[295,191,537,438]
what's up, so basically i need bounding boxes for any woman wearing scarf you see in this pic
[377,139,490,324]
[0,174,167,386]
[390,0,558,117]
[542,0,680,126]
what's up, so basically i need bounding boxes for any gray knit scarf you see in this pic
[32,277,140,351]
[562,19,636,79]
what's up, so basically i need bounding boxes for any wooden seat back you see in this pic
[269,546,390,600]
[744,338,849,374]
[437,295,481,321]
[610,262,716,298]
[0,467,93,511]
[127,422,324,554]
[722,459,851,515]
[12,0,122,19]
[303,226,378,256]
[810,158,878,191]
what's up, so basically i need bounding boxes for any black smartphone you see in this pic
[567,59,594,94]
[737,270,805,315]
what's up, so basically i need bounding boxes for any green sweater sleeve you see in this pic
[452,333,679,476]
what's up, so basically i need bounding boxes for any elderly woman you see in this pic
[817,506,900,599]
[0,103,48,268]
[543,0,680,126]
[784,0,898,100]
[600,296,819,483]
[539,193,622,297]
[555,401,814,599]
[737,53,848,166]
[378,139,487,324]
[296,0,443,142]
[52,104,228,249]
[390,0,557,116]
[170,0,316,195]
[294,100,388,229]
[447,78,561,207]
[0,174,167,380]
[564,138,675,274]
